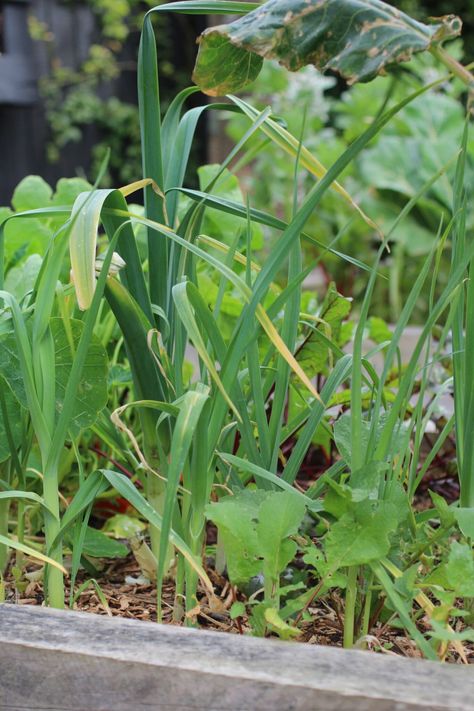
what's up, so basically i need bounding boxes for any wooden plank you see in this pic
[0,604,472,711]
[0,4,38,105]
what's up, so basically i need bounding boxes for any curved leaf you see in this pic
[0,534,67,574]
[193,0,462,95]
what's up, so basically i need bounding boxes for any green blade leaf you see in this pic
[100,469,213,593]
[193,0,462,94]
[0,534,67,575]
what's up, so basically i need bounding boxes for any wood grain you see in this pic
[0,604,473,711]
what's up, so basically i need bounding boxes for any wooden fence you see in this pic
[0,1,207,204]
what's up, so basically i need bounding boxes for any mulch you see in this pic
[3,550,473,665]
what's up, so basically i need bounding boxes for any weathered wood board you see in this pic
[0,604,473,711]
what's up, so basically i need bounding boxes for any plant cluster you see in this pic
[0,0,473,662]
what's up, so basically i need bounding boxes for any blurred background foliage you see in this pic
[1,0,473,321]
[25,0,471,188]
[27,0,206,185]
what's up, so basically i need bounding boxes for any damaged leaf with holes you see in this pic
[193,0,462,95]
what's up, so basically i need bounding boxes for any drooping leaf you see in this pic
[0,534,67,574]
[101,469,213,592]
[193,0,462,95]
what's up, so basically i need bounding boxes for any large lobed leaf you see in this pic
[193,0,462,95]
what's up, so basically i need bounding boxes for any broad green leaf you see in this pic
[430,490,456,529]
[454,508,474,539]
[0,318,108,434]
[207,490,306,588]
[51,318,108,433]
[367,316,392,345]
[334,411,408,466]
[51,178,93,206]
[102,513,147,539]
[257,491,306,583]
[428,620,474,643]
[230,601,246,619]
[70,526,129,559]
[2,211,51,263]
[0,378,24,463]
[193,0,461,95]
[349,461,388,500]
[325,500,398,569]
[206,490,269,585]
[303,547,347,590]
[445,541,474,597]
[0,334,27,405]
[4,254,42,302]
[11,176,53,212]
[193,31,263,97]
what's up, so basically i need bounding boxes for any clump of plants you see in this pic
[0,0,473,662]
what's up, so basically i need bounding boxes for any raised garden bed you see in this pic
[1,604,473,711]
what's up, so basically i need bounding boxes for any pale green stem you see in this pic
[344,566,358,648]
[430,46,474,91]
[43,463,64,609]
[0,498,10,575]
[360,571,374,640]
[215,531,226,575]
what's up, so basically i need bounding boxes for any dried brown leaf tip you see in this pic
[193,0,464,96]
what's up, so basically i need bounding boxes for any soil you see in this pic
[3,548,473,665]
[3,436,472,664]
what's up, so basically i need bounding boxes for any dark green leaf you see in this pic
[193,0,461,95]
[71,527,129,559]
